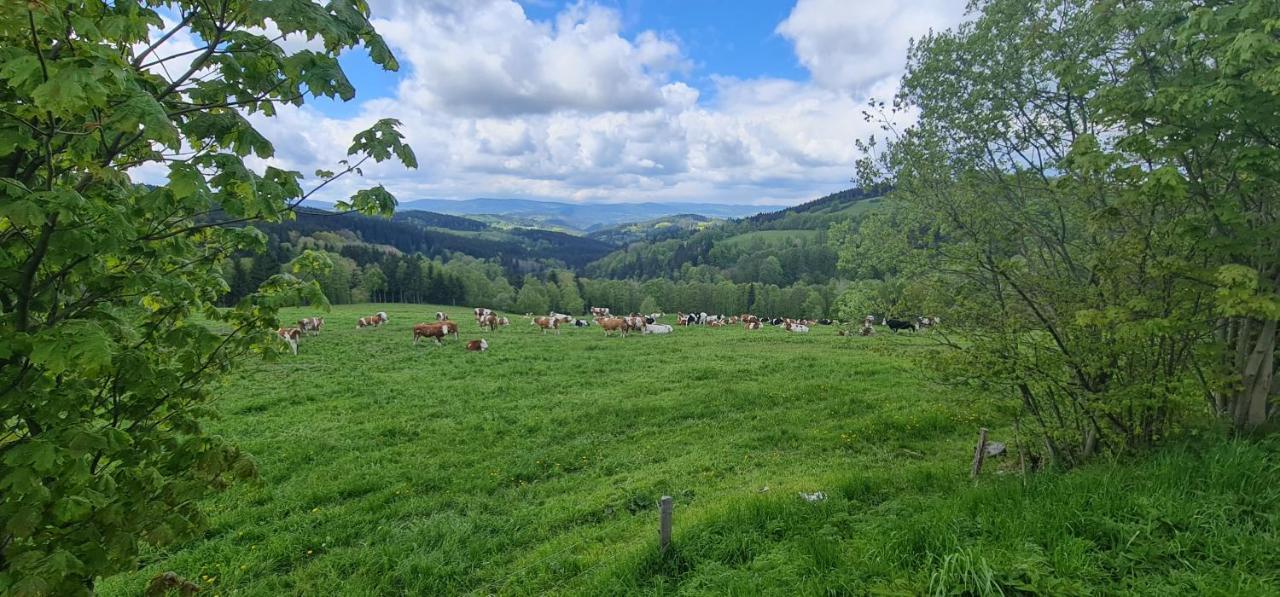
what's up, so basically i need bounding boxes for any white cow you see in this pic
[644,323,674,334]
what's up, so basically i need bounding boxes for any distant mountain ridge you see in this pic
[390,198,771,232]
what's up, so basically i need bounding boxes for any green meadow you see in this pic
[99,304,1279,595]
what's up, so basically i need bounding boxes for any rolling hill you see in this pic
[392,198,771,232]
[256,208,616,269]
[583,188,882,284]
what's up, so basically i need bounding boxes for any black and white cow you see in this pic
[882,317,918,333]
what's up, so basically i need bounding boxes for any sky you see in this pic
[143,0,969,206]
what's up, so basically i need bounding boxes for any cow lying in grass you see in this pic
[783,322,810,333]
[357,311,388,328]
[466,339,488,352]
[644,323,673,334]
[277,327,301,355]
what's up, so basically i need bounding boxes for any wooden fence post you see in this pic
[658,496,673,552]
[970,427,989,479]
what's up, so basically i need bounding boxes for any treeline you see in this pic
[225,229,839,319]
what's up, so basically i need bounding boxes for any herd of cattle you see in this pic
[274,307,939,355]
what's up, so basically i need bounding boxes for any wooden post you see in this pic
[658,496,673,552]
[970,427,989,480]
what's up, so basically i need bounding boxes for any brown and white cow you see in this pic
[480,313,499,331]
[277,327,301,355]
[744,321,762,330]
[497,316,510,327]
[357,311,388,328]
[532,316,560,335]
[298,317,324,336]
[597,317,629,337]
[439,320,461,339]
[623,314,646,330]
[590,306,611,317]
[473,307,493,323]
[435,311,449,322]
[412,323,448,345]
[860,315,876,336]
[466,339,489,352]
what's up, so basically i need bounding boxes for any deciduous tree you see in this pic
[0,1,414,592]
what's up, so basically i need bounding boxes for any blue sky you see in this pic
[143,1,967,205]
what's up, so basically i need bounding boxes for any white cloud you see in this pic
[776,0,967,94]
[133,1,967,206]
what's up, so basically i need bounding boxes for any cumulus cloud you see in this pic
[776,0,967,93]
[132,1,968,206]
[373,0,686,117]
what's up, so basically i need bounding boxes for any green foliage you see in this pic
[841,0,1280,465]
[0,1,413,592]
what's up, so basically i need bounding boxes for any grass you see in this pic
[98,304,1280,595]
[719,229,821,249]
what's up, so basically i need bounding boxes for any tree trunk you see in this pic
[1233,317,1276,431]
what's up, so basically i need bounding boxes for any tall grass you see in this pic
[97,304,1277,595]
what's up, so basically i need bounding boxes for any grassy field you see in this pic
[99,304,1280,595]
[719,229,821,249]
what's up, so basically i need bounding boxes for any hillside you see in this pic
[392,197,770,232]
[256,208,616,269]
[587,214,722,245]
[584,187,881,284]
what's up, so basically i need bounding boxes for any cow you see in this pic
[817,319,834,326]
[298,317,324,336]
[647,312,664,321]
[496,316,510,327]
[473,308,493,324]
[744,321,762,330]
[917,316,940,331]
[466,339,489,352]
[644,323,673,334]
[707,319,726,328]
[741,314,760,325]
[277,327,301,355]
[573,319,592,328]
[597,317,629,337]
[480,314,499,331]
[623,314,646,330]
[532,316,560,335]
[412,323,447,345]
[357,311,388,328]
[883,317,918,333]
[591,306,611,317]
[439,320,461,339]
[783,322,810,333]
[435,311,449,322]
[550,312,573,324]
[769,317,784,326]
